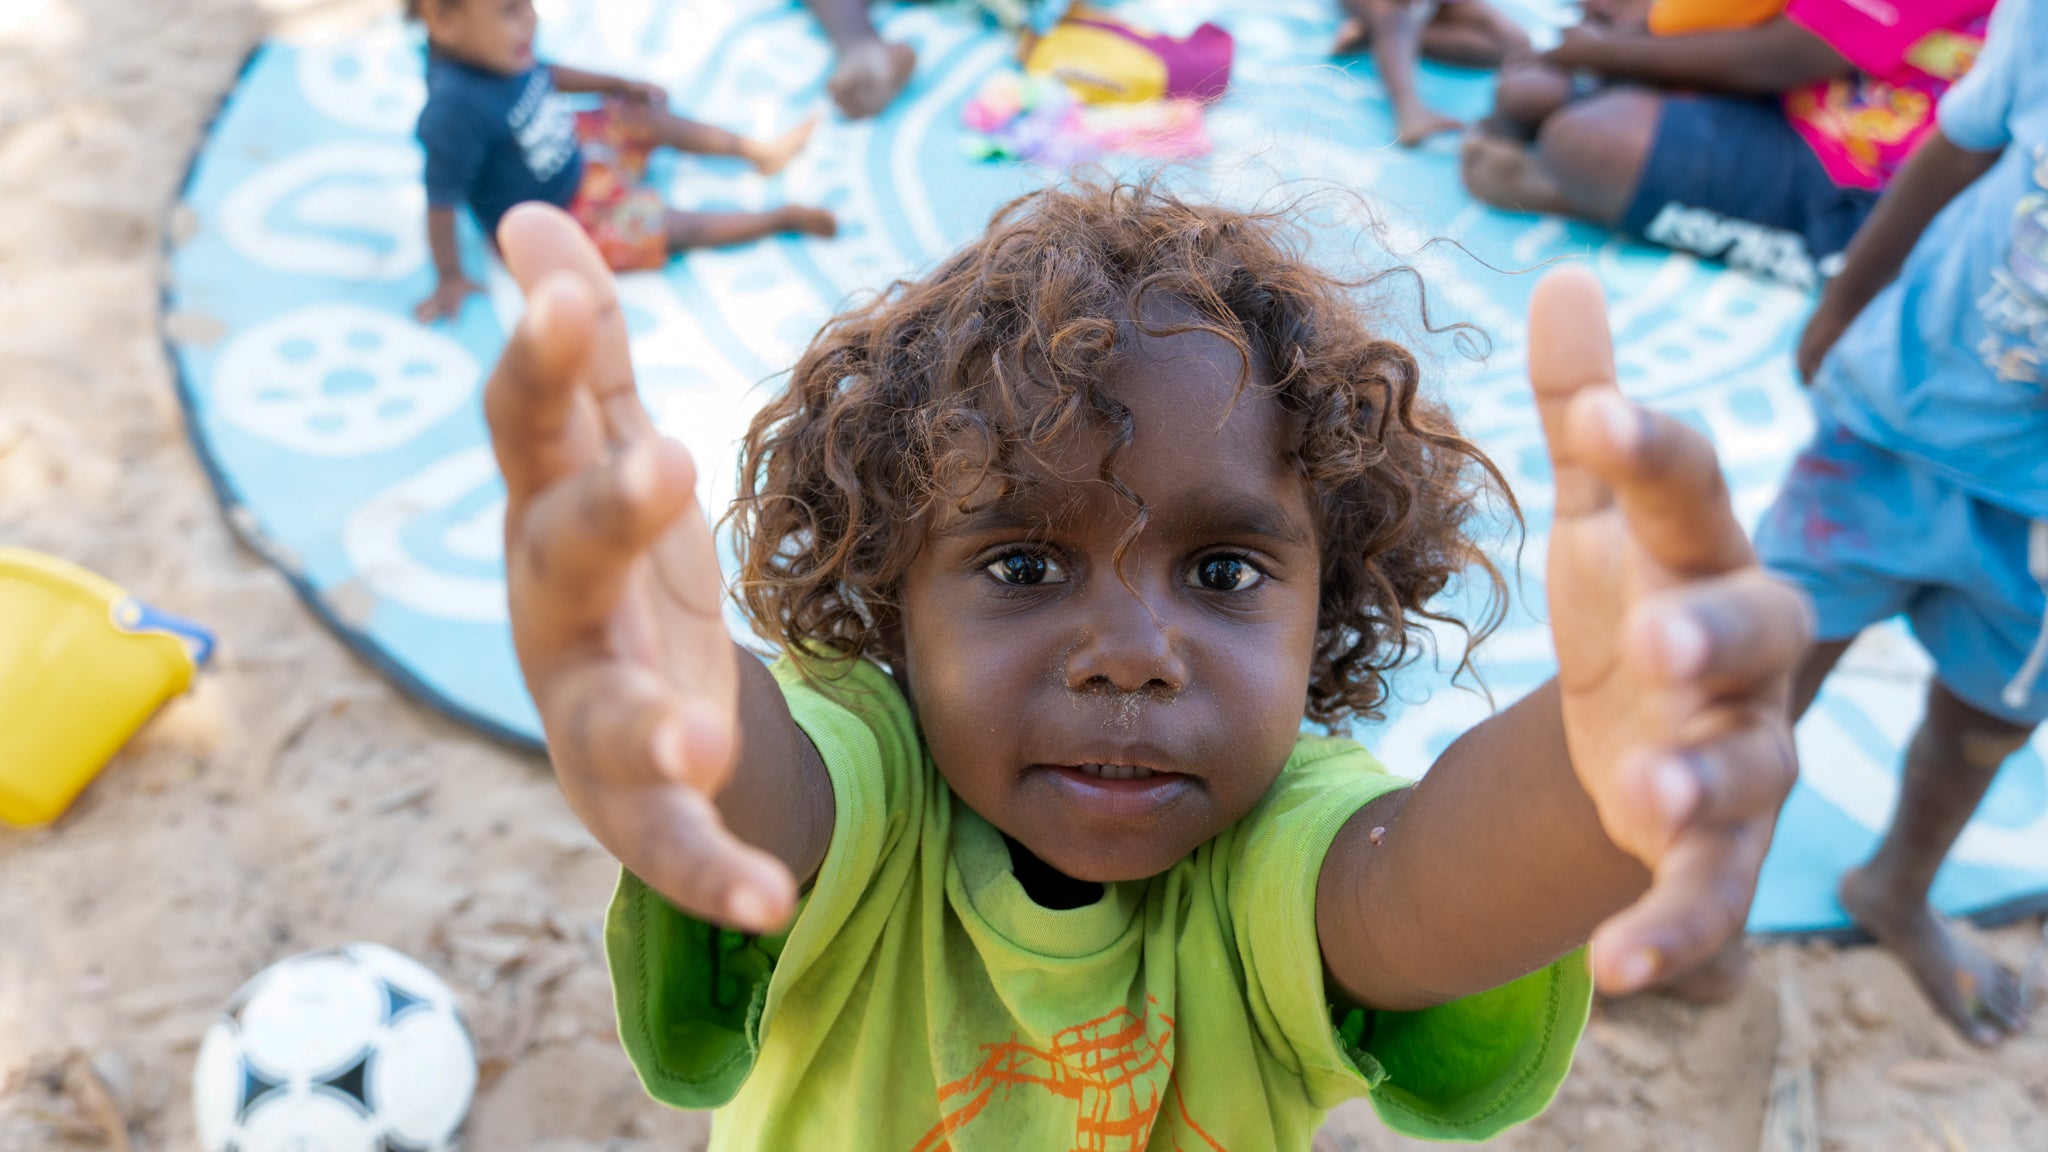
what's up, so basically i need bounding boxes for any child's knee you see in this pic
[1922,683,2036,767]
[1954,721,2033,768]
[1534,92,1655,185]
[1493,62,1571,127]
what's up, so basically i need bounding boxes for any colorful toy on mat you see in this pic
[194,942,477,1152]
[1023,7,1232,104]
[0,547,214,826]
[963,70,1213,165]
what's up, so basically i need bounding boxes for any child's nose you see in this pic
[1063,585,1188,698]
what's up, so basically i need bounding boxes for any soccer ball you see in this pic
[193,943,477,1152]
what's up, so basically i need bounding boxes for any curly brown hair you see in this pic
[729,178,1514,728]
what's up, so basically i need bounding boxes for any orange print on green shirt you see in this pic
[912,996,1227,1152]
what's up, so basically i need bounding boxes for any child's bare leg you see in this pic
[649,112,819,177]
[1486,58,1573,139]
[803,0,916,120]
[1838,679,2033,1045]
[665,205,837,252]
[1658,637,1855,1001]
[1420,0,1531,68]
[1462,87,1658,221]
[1359,0,1463,146]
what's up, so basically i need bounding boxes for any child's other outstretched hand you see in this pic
[482,203,796,934]
[415,274,481,324]
[1529,268,1812,995]
[614,79,669,107]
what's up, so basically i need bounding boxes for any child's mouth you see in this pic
[1070,762,1157,781]
[1037,762,1195,814]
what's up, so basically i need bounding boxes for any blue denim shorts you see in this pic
[1621,95,1879,289]
[1755,412,2048,725]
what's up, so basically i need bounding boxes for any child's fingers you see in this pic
[1646,720,1797,833]
[1624,571,1815,696]
[497,202,655,446]
[611,785,797,934]
[1564,388,1754,578]
[1600,708,1794,857]
[543,659,735,796]
[485,273,606,508]
[510,435,701,647]
[1526,267,1618,520]
[1588,821,1769,994]
[538,661,791,934]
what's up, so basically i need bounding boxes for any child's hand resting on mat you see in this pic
[1528,269,1810,990]
[416,273,482,325]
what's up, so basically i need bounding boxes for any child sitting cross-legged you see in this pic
[410,0,836,323]
[1461,0,1992,289]
[482,181,1810,1146]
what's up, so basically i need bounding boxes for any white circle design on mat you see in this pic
[214,305,477,456]
[221,144,426,279]
[296,22,427,134]
[343,448,508,623]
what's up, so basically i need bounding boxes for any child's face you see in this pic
[895,322,1324,883]
[423,0,538,75]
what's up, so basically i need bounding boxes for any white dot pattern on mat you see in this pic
[214,305,476,457]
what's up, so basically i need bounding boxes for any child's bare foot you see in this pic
[1654,938,1752,1003]
[1839,864,2031,1045]
[1460,132,1569,212]
[827,39,916,120]
[746,115,819,177]
[1396,106,1463,146]
[777,205,838,238]
[1332,16,1372,55]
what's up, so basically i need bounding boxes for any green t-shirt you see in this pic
[606,657,1591,1149]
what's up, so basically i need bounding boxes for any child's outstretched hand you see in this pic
[481,203,797,934]
[1530,269,1812,994]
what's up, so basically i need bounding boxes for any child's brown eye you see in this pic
[986,551,1063,586]
[1188,555,1263,592]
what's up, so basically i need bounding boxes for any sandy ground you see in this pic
[2,0,2046,1148]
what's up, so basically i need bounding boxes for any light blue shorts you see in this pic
[1754,412,2048,726]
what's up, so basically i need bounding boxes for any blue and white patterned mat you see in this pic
[164,0,2048,935]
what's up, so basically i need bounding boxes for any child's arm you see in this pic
[1796,130,2003,381]
[415,206,481,323]
[1543,16,1847,93]
[1317,270,1811,1006]
[479,203,831,933]
[1578,0,1651,30]
[549,63,666,106]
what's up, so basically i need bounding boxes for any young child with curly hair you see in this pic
[481,180,1808,1147]
[409,0,836,323]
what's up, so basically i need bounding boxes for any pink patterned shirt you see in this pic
[1782,0,1994,189]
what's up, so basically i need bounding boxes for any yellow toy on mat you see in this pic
[0,547,214,826]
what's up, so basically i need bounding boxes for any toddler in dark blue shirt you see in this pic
[411,0,837,322]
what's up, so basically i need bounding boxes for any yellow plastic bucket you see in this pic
[0,547,213,826]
